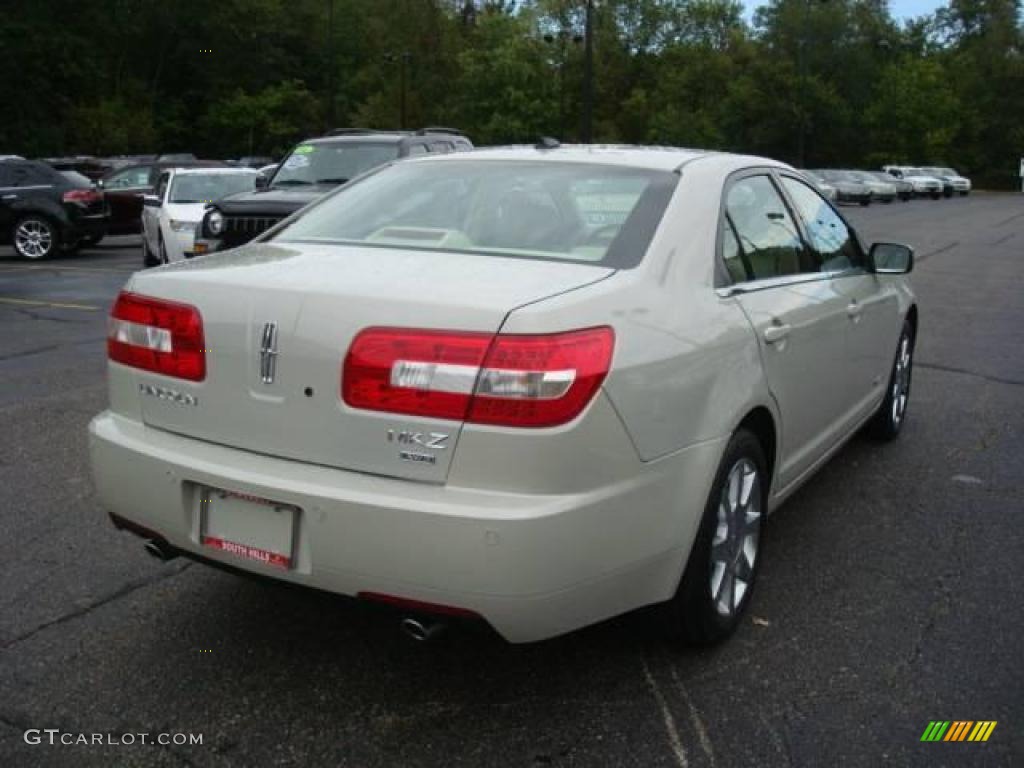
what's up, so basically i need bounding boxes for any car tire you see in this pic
[663,428,767,646]
[869,320,915,441]
[861,199,871,207]
[931,192,940,200]
[142,237,159,268]
[12,216,58,260]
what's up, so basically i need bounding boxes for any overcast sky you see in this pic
[744,1,947,22]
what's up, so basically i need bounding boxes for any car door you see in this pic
[0,163,16,234]
[142,171,170,252]
[722,172,853,491]
[777,174,901,425]
[103,165,153,234]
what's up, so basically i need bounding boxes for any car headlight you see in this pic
[206,210,225,236]
[169,219,197,233]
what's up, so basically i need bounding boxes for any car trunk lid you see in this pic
[123,242,613,483]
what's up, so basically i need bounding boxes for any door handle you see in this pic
[763,324,792,344]
[847,301,863,318]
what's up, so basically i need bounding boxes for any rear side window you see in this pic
[780,177,861,272]
[59,170,93,187]
[724,175,810,281]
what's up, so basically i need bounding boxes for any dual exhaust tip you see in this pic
[141,540,446,641]
[143,538,178,562]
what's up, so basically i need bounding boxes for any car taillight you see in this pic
[62,188,102,204]
[107,292,206,381]
[343,326,614,427]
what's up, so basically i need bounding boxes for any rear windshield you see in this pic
[272,142,399,187]
[169,173,256,203]
[272,160,678,268]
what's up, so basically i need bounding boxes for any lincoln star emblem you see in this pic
[259,322,278,384]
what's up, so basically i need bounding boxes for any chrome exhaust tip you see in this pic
[143,539,178,562]
[400,617,445,643]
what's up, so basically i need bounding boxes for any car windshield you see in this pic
[272,160,677,268]
[271,142,400,187]
[904,167,924,175]
[169,173,256,203]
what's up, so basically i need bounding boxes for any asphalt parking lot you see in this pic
[0,195,1021,767]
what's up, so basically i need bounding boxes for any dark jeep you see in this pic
[195,128,472,254]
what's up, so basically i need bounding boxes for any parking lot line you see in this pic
[0,296,100,311]
[0,263,135,275]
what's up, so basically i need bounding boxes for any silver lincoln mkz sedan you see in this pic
[89,145,917,645]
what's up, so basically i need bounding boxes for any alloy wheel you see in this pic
[891,334,912,428]
[709,458,762,618]
[14,219,54,259]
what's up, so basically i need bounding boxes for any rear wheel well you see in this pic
[737,407,776,491]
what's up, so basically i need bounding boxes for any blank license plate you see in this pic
[200,487,298,569]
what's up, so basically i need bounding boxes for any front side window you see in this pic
[780,177,860,272]
[155,173,171,200]
[273,160,677,268]
[724,175,809,280]
[272,142,399,187]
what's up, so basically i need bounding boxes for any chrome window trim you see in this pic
[715,269,857,298]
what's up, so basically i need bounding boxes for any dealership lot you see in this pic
[0,195,1021,766]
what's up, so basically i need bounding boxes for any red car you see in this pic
[100,160,225,235]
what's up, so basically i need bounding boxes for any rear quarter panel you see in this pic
[502,157,775,465]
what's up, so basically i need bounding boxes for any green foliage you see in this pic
[0,0,1020,184]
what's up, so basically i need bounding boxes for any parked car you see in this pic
[91,145,917,646]
[232,155,274,169]
[141,168,258,267]
[156,153,198,163]
[808,170,872,205]
[866,171,912,202]
[882,166,943,199]
[194,128,474,255]
[921,166,971,196]
[99,159,226,235]
[801,170,837,202]
[0,159,108,259]
[42,155,111,182]
[845,170,897,203]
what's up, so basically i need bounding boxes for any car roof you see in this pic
[307,135,406,146]
[401,144,772,173]
[167,167,258,176]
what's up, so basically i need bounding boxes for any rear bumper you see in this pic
[89,411,722,642]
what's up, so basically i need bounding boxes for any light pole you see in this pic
[383,51,412,129]
[581,0,594,143]
[797,0,829,167]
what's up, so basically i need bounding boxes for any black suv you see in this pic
[0,159,108,259]
[196,128,472,253]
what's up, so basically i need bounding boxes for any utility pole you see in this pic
[581,0,594,143]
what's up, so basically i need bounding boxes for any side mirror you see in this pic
[142,194,161,207]
[870,242,914,274]
[255,174,269,190]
